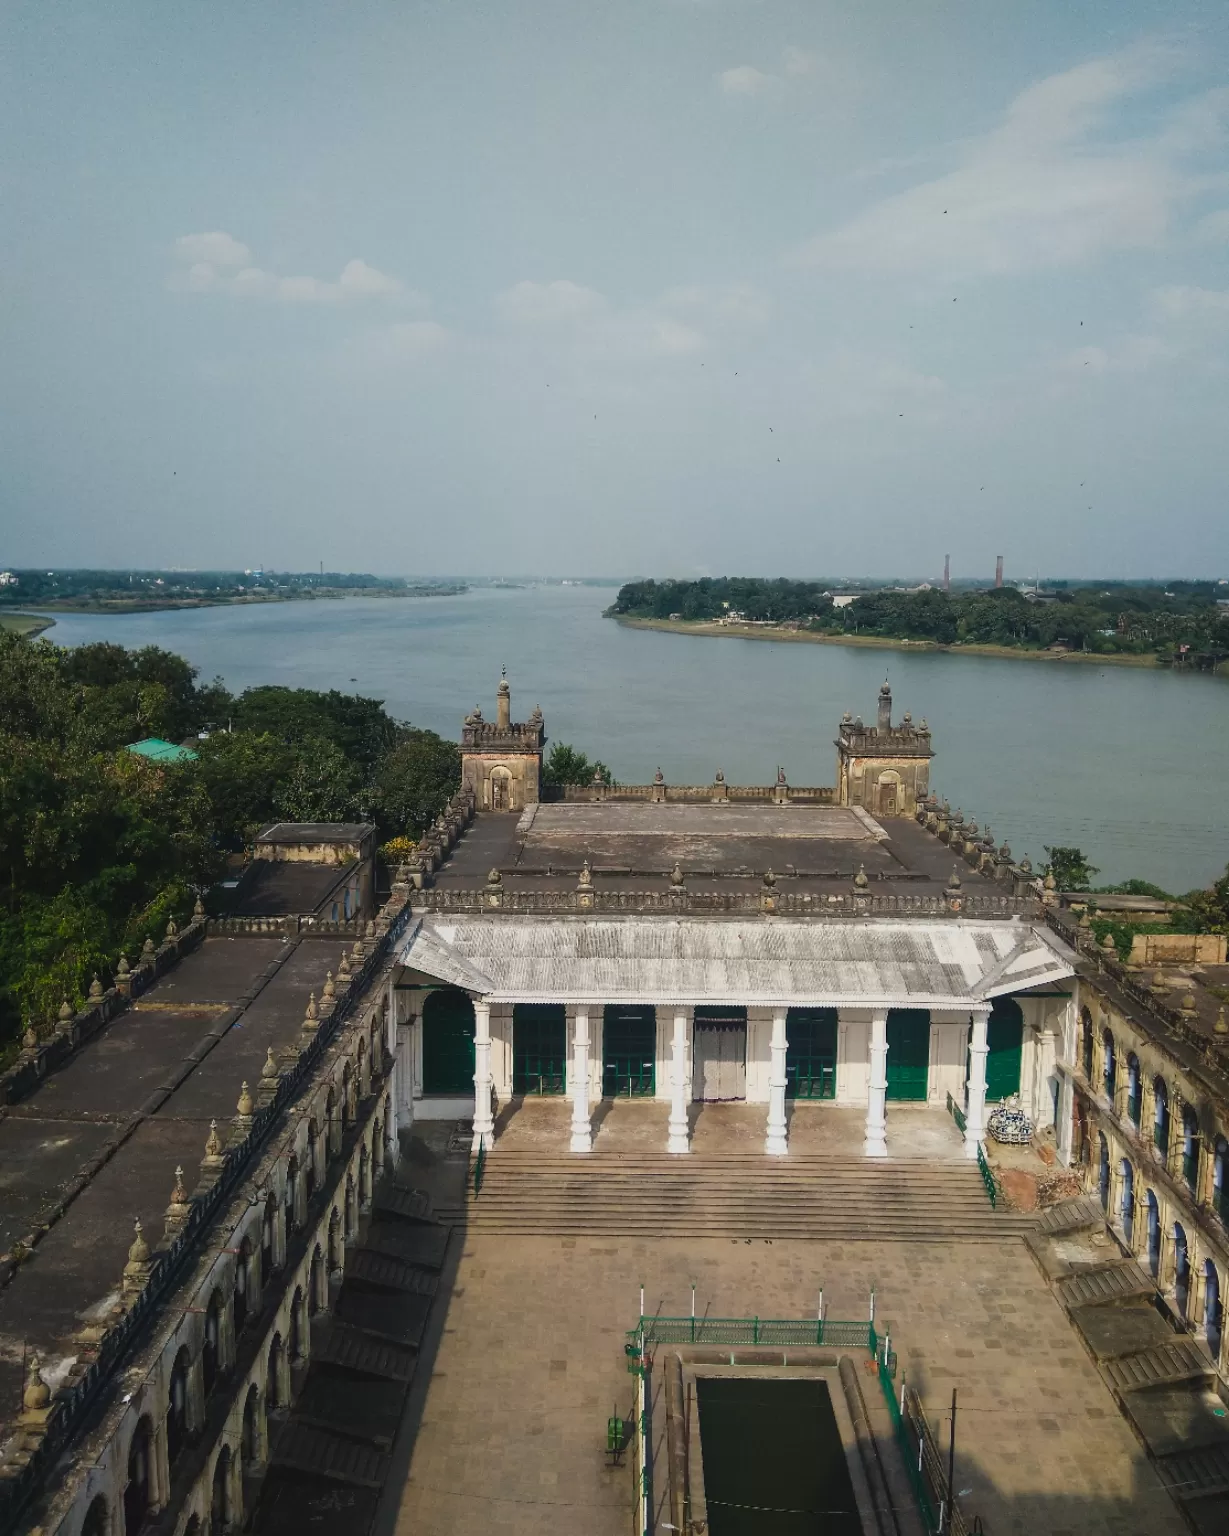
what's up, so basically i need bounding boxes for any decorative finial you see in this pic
[714,768,725,784]
[236,1081,254,1118]
[22,1355,51,1414]
[88,975,103,1001]
[22,1024,39,1051]
[141,937,156,958]
[58,999,74,1024]
[763,868,777,888]
[1100,932,1116,955]
[854,865,869,890]
[654,767,664,785]
[338,951,352,982]
[947,867,962,892]
[204,1119,222,1159]
[486,867,503,887]
[1216,1007,1228,1036]
[578,860,593,889]
[322,971,336,1000]
[128,1218,150,1267]
[193,896,205,921]
[262,1047,279,1084]
[165,918,178,939]
[170,1165,188,1206]
[669,862,685,888]
[1180,992,1197,1015]
[116,953,130,977]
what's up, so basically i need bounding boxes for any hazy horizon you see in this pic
[3,2,1229,578]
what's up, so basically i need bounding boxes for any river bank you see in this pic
[0,612,55,637]
[611,615,1199,671]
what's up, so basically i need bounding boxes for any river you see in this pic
[33,585,1229,894]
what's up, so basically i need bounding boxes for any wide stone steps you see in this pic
[457,1153,1035,1237]
[311,1319,417,1382]
[1103,1338,1213,1393]
[1156,1443,1229,1499]
[345,1248,440,1296]
[1033,1195,1103,1236]
[271,1421,389,1489]
[1058,1260,1154,1309]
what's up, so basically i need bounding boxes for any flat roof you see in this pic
[125,737,199,762]
[257,822,374,843]
[229,860,350,916]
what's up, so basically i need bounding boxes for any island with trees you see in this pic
[608,577,1229,669]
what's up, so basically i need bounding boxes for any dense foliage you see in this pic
[542,742,613,787]
[611,578,1229,659]
[0,633,459,1055]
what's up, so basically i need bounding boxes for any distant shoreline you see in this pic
[612,615,1208,671]
[5,587,465,617]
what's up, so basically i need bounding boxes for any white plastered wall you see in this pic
[836,1009,870,1105]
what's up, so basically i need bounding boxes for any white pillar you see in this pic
[570,1008,592,1153]
[863,1008,888,1158]
[668,1008,691,1154]
[471,998,495,1151]
[765,1008,789,1155]
[1056,1070,1075,1166]
[964,1005,990,1160]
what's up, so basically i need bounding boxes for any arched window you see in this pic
[81,1495,109,1536]
[1102,1030,1116,1102]
[1174,1223,1190,1318]
[344,1176,356,1241]
[284,1157,299,1234]
[1146,1190,1161,1277]
[308,1249,323,1317]
[1214,1137,1229,1226]
[288,1289,304,1363]
[209,1447,230,1536]
[124,1416,154,1534]
[357,1038,367,1096]
[372,1117,384,1177]
[327,1209,341,1274]
[183,1519,201,1536]
[358,1145,370,1209]
[305,1123,319,1198]
[1098,1132,1110,1210]
[1081,1009,1094,1079]
[202,1290,222,1395]
[240,1384,261,1470]
[262,1193,277,1277]
[325,1089,339,1158]
[167,1345,191,1464]
[1205,1261,1223,1360]
[266,1334,284,1411]
[1126,1054,1141,1128]
[341,1064,353,1130]
[233,1239,251,1334]
[1119,1160,1135,1245]
[1153,1078,1170,1157]
[1182,1105,1200,1191]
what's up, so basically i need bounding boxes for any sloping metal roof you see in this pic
[397,915,1075,1008]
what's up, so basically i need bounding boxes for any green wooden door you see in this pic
[421,989,475,1095]
[513,1003,567,1095]
[985,998,1024,1102]
[886,1010,930,1101]
[786,1008,837,1099]
[602,1005,656,1097]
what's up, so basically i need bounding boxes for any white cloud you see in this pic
[169,237,411,305]
[495,279,706,359]
[717,65,775,97]
[799,47,1195,278]
[339,258,402,296]
[782,46,816,77]
[1154,285,1229,321]
[174,231,251,268]
[385,319,450,353]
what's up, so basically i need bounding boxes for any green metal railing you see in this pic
[976,1142,1001,1209]
[628,1315,875,1349]
[945,1090,967,1135]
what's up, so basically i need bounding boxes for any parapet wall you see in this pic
[551,782,836,805]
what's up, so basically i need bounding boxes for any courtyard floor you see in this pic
[378,1217,1187,1536]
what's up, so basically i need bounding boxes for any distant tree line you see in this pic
[0,633,459,1055]
[610,578,1229,658]
[0,568,415,606]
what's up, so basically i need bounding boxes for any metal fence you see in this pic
[873,1346,967,1536]
[629,1315,875,1349]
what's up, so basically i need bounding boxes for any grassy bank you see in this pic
[0,612,55,637]
[8,587,461,617]
[612,615,1188,670]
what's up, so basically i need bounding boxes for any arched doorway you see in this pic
[488,767,512,811]
[785,1008,837,1100]
[167,1345,191,1464]
[1146,1191,1161,1277]
[1126,1054,1141,1128]
[1205,1261,1223,1360]
[308,1248,323,1316]
[233,1239,250,1334]
[288,1289,304,1363]
[512,1003,567,1095]
[1214,1137,1229,1225]
[1153,1078,1170,1156]
[81,1496,109,1536]
[1098,1133,1110,1210]
[1174,1223,1190,1318]
[602,1005,657,1097]
[1101,1030,1116,1102]
[209,1447,230,1536]
[202,1290,222,1394]
[266,1334,284,1411]
[886,1010,930,1101]
[985,997,1023,1102]
[241,1383,261,1471]
[1119,1160,1135,1245]
[124,1417,154,1534]
[1081,1009,1094,1079]
[1182,1105,1200,1191]
[421,990,476,1096]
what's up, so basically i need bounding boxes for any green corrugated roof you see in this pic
[125,737,199,762]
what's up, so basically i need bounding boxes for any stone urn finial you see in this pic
[1100,932,1117,956]
[337,951,352,982]
[669,862,685,889]
[203,1119,223,1162]
[262,1046,280,1084]
[654,767,664,785]
[116,953,130,978]
[486,867,502,887]
[322,971,336,1000]
[141,937,156,959]
[763,868,777,889]
[1215,1007,1228,1036]
[58,999,74,1025]
[193,896,205,921]
[714,768,724,784]
[577,860,593,889]
[88,975,104,1001]
[854,865,869,890]
[236,1081,254,1119]
[22,1354,51,1416]
[165,917,178,940]
[22,1024,39,1053]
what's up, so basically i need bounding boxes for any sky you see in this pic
[2,0,1228,581]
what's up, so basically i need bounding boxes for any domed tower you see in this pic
[460,670,545,812]
[835,687,933,817]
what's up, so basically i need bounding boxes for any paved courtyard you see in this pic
[380,1225,1187,1536]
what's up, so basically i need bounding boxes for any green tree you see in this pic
[233,686,397,773]
[272,738,360,823]
[370,729,461,839]
[543,742,613,787]
[1044,846,1099,890]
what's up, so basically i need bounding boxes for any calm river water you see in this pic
[35,585,1229,893]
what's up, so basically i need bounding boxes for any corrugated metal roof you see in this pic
[399,916,1074,1008]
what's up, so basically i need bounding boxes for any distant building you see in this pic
[125,737,199,763]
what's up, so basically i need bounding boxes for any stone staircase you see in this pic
[445,1149,1037,1239]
